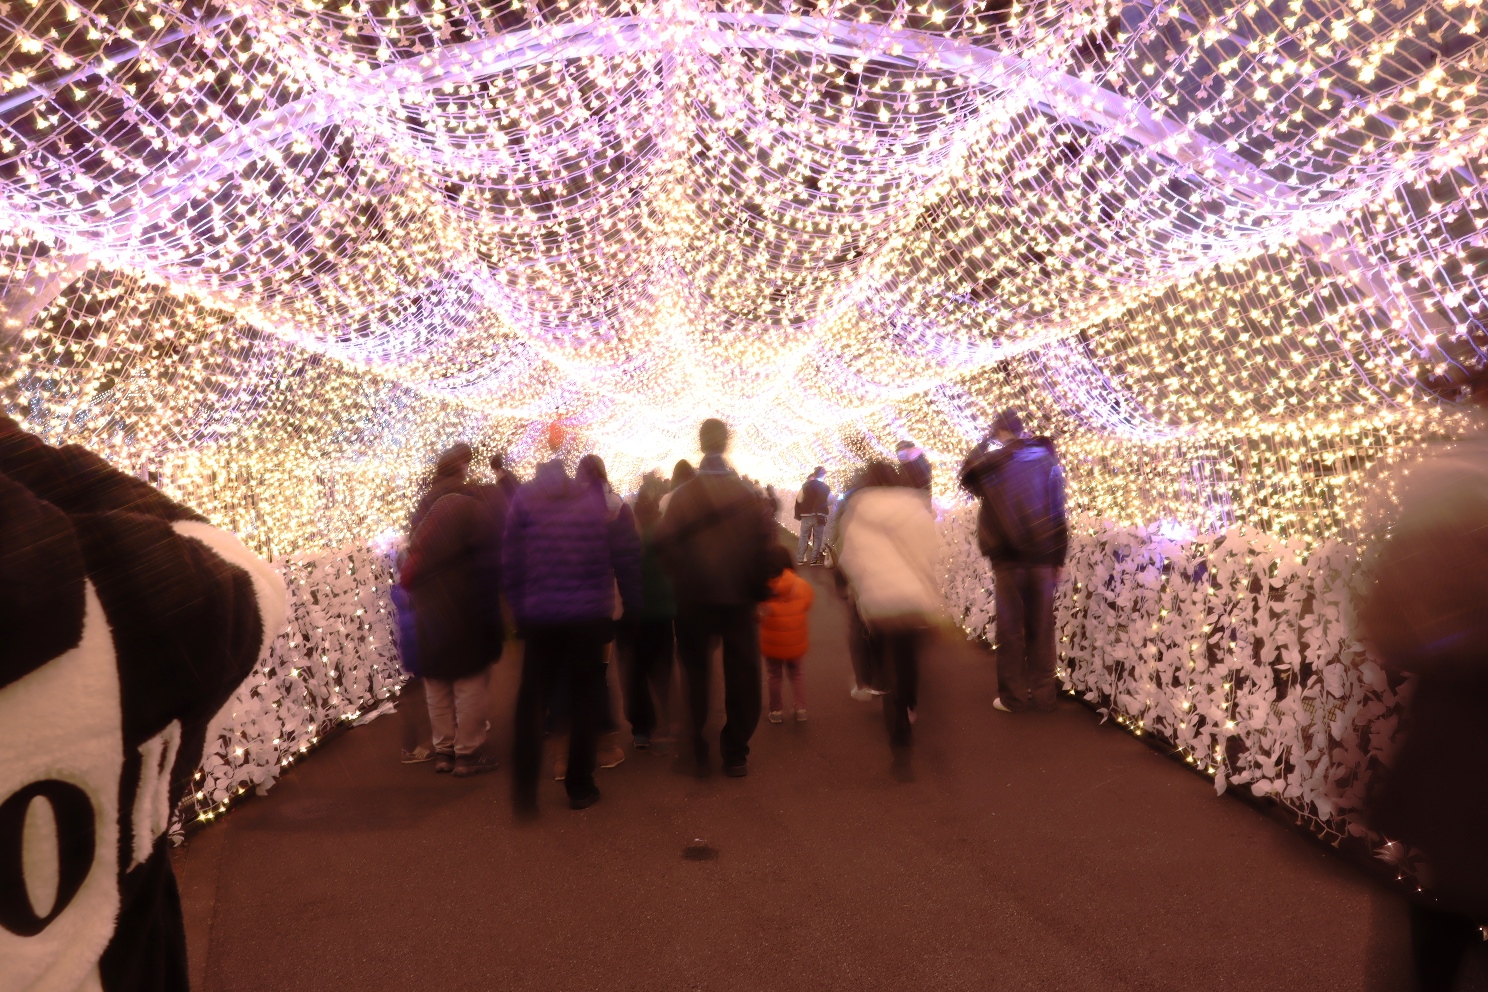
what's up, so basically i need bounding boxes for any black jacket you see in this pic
[405,492,503,679]
[959,437,1067,567]
[797,477,830,517]
[655,458,776,607]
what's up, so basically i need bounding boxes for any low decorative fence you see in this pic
[940,505,1403,853]
[182,546,404,827]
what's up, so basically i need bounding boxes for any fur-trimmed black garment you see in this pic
[0,418,286,992]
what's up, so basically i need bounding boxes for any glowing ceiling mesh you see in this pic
[2,0,1486,552]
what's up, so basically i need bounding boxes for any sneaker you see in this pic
[632,734,651,750]
[554,755,567,781]
[434,751,456,774]
[569,787,602,810]
[723,762,748,778]
[400,745,434,764]
[598,742,626,769]
[795,709,807,723]
[992,697,1013,713]
[452,752,499,777]
[850,685,875,702]
[768,710,784,724]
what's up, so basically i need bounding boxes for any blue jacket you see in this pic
[502,460,643,627]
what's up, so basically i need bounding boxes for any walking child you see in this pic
[759,544,815,723]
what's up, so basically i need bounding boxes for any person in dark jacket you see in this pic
[655,418,776,777]
[1359,380,1488,992]
[622,474,677,749]
[504,439,642,813]
[959,409,1067,714]
[896,439,933,496]
[404,479,503,777]
[795,466,830,565]
[490,451,520,501]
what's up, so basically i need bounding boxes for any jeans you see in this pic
[765,657,805,712]
[675,604,762,768]
[872,628,921,748]
[620,617,674,740]
[992,565,1057,711]
[513,621,609,805]
[424,667,491,757]
[797,515,826,563]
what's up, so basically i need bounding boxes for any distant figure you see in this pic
[403,443,504,777]
[655,418,776,778]
[625,475,678,749]
[490,451,520,501]
[759,544,815,723]
[504,429,642,814]
[959,409,1067,714]
[896,439,933,495]
[836,460,943,777]
[659,458,695,515]
[794,466,831,566]
[410,441,473,534]
[1359,374,1488,992]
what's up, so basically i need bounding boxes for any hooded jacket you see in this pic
[759,569,814,659]
[836,487,944,625]
[404,492,503,680]
[959,436,1067,567]
[654,454,776,607]
[0,418,285,992]
[501,460,642,628]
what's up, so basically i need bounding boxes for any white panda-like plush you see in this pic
[0,417,287,992]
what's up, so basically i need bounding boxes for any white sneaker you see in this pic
[850,685,875,702]
[794,709,807,723]
[992,697,1012,713]
[768,710,785,724]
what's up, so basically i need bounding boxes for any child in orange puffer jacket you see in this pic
[759,544,816,723]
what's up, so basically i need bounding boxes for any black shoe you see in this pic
[452,751,499,777]
[434,751,456,774]
[569,787,601,810]
[723,762,748,778]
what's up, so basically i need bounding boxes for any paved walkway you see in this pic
[173,567,1425,992]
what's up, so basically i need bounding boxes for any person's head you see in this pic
[991,409,1025,443]
[435,442,473,479]
[576,453,608,490]
[812,466,826,479]
[671,459,696,490]
[895,440,918,460]
[861,460,903,488]
[699,418,729,455]
[490,452,506,474]
[765,543,795,579]
[545,421,567,453]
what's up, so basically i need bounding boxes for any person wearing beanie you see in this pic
[654,418,776,778]
[958,409,1067,715]
[895,439,933,495]
[410,442,474,535]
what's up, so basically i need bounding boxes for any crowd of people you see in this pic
[394,410,1074,809]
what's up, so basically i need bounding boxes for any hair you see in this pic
[861,460,904,488]
[490,452,505,473]
[435,442,472,478]
[895,440,915,452]
[765,543,795,578]
[671,459,696,489]
[992,408,1025,438]
[699,418,730,455]
[812,466,825,477]
[576,453,608,489]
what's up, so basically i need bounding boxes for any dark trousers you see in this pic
[992,565,1057,711]
[620,617,674,740]
[871,626,921,748]
[675,604,761,767]
[847,601,878,692]
[513,621,608,805]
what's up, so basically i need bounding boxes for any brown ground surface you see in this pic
[173,566,1438,992]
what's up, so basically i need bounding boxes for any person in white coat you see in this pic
[835,461,944,776]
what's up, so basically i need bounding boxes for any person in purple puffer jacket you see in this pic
[504,425,642,814]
